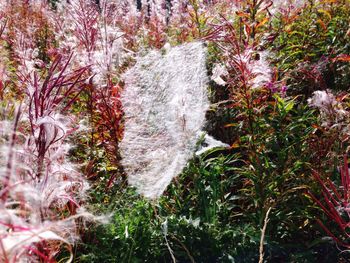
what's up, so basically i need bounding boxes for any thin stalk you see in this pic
[259,207,271,263]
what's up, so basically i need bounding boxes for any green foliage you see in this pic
[237,95,316,240]
[272,1,350,95]
[77,190,165,263]
[74,151,256,261]
[74,108,332,262]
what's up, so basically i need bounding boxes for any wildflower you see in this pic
[233,49,272,89]
[307,90,337,113]
[266,82,277,93]
[248,51,272,89]
[308,90,347,128]
[281,85,288,94]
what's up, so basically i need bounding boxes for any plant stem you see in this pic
[259,207,271,263]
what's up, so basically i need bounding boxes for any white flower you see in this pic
[308,90,348,128]
[307,90,337,112]
[233,49,272,89]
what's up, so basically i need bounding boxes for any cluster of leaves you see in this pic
[272,0,350,95]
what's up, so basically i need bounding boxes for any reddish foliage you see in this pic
[96,83,124,145]
[308,155,350,248]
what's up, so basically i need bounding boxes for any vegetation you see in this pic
[1,0,350,262]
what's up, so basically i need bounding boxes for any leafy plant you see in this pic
[308,155,350,248]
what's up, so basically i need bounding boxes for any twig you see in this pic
[161,219,176,263]
[171,234,196,263]
[259,207,272,263]
[165,234,176,263]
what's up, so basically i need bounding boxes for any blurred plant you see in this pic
[0,54,92,261]
[92,82,124,189]
[272,0,350,95]
[307,89,348,128]
[306,89,349,171]
[3,0,55,74]
[0,13,6,38]
[48,0,126,191]
[308,155,350,249]
[69,0,99,59]
[24,54,89,178]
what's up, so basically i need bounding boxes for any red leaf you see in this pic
[332,54,350,62]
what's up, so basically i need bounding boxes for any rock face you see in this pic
[121,42,209,199]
